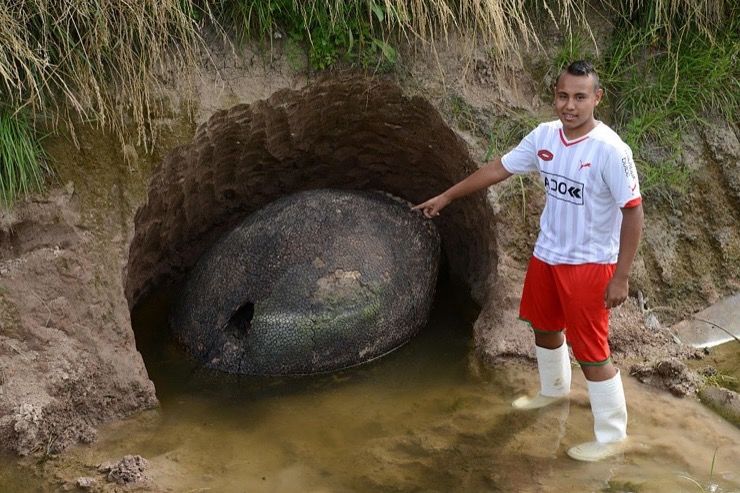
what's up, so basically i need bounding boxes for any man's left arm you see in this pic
[605,204,644,308]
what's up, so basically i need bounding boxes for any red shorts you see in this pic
[519,256,616,365]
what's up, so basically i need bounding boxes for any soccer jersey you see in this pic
[501,120,641,265]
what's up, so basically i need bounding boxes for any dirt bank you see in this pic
[0,185,157,455]
[1,37,738,459]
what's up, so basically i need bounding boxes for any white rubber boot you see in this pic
[567,370,628,462]
[512,343,571,410]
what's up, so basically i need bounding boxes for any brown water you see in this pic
[2,289,739,492]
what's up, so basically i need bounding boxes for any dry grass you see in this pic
[1,1,732,142]
[618,0,730,42]
[0,0,202,151]
[0,0,735,206]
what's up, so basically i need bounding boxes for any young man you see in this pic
[413,60,644,462]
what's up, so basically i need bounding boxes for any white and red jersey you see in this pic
[501,120,641,265]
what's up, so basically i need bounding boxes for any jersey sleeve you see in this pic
[501,127,539,174]
[603,143,642,208]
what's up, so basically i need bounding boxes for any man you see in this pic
[413,60,644,462]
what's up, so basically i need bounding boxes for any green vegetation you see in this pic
[546,2,739,200]
[484,113,541,160]
[0,111,49,206]
[701,367,738,392]
[0,0,736,206]
[211,1,398,70]
[208,0,570,71]
[602,17,738,199]
[0,0,200,207]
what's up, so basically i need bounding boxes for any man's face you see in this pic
[554,72,603,135]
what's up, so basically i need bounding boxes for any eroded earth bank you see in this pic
[0,40,738,490]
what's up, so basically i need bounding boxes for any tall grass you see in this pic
[618,0,729,43]
[0,111,48,207]
[0,0,736,205]
[600,5,738,198]
[0,0,202,205]
[543,1,738,198]
[210,0,589,69]
[0,1,202,149]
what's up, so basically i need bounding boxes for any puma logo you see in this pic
[579,161,592,171]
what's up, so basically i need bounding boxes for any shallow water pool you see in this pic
[3,286,739,492]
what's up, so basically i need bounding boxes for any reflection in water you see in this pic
[2,285,739,492]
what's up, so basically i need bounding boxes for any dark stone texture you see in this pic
[170,189,440,375]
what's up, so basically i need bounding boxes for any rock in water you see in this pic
[171,189,440,375]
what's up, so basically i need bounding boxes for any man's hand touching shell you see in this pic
[412,194,451,218]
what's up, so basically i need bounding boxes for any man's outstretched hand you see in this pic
[412,194,451,218]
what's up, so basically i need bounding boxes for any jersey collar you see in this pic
[558,121,600,147]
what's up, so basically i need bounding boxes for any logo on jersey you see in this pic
[542,171,584,205]
[621,153,639,194]
[621,155,638,181]
[537,149,554,161]
[578,160,592,171]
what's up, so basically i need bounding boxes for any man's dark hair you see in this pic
[555,60,601,91]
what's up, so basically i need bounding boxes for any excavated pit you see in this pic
[125,76,498,367]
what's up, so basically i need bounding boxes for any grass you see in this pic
[604,22,738,199]
[0,1,736,206]
[540,3,739,200]
[209,0,612,72]
[484,112,541,160]
[0,0,202,205]
[679,447,720,493]
[0,110,49,207]
[0,0,202,149]
[701,366,738,392]
[484,111,543,221]
[211,1,402,71]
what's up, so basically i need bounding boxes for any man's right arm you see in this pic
[412,156,513,218]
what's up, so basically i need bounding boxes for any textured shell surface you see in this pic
[171,189,440,375]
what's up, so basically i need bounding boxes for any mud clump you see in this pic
[0,185,157,456]
[607,299,696,362]
[10,402,97,456]
[3,359,156,456]
[99,455,150,485]
[630,358,703,397]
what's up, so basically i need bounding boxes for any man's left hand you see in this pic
[605,276,629,308]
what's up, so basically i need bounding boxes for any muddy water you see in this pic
[4,289,740,493]
[692,342,740,392]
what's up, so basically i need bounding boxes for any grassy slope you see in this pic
[0,0,736,206]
